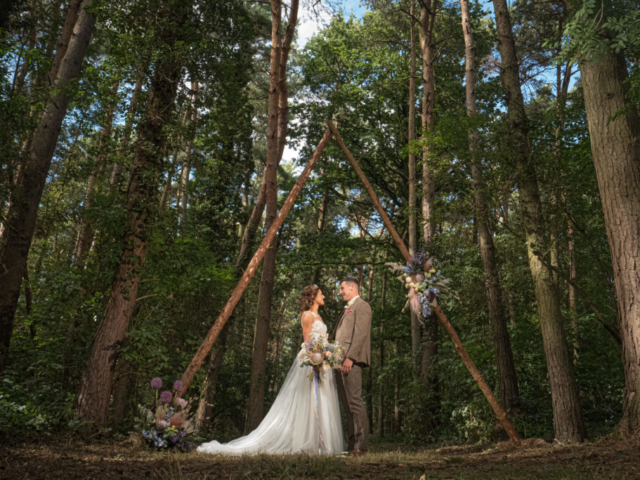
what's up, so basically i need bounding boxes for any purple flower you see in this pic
[150,377,162,390]
[173,380,183,391]
[160,391,173,404]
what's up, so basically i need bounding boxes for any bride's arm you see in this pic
[301,312,314,342]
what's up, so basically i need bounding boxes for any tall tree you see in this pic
[492,0,585,442]
[244,0,299,432]
[0,0,97,373]
[77,0,188,425]
[418,0,439,412]
[179,80,199,226]
[460,0,519,413]
[567,0,640,437]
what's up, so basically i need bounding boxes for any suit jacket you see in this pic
[333,297,372,367]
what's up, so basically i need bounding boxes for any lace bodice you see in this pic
[306,311,328,341]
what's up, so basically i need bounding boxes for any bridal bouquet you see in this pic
[299,336,343,381]
[135,377,196,451]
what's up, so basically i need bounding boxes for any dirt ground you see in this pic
[1,437,639,479]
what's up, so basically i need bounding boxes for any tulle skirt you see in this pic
[197,350,344,456]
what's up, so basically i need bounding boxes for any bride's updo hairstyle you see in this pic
[299,284,320,315]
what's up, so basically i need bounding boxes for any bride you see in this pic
[197,285,345,456]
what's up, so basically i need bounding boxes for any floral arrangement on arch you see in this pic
[135,378,195,451]
[387,252,451,320]
[299,335,343,382]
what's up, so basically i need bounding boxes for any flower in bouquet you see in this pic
[150,377,162,389]
[173,380,183,392]
[300,335,344,381]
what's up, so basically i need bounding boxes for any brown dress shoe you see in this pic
[351,449,368,457]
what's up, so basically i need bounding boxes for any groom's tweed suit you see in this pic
[333,297,371,451]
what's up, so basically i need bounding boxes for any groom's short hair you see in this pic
[340,277,360,291]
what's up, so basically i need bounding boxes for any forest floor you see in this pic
[1,437,639,479]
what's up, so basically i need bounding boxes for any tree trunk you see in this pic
[195,323,230,432]
[49,0,83,83]
[244,0,298,432]
[75,81,119,265]
[160,103,189,209]
[311,180,329,284]
[179,81,198,225]
[378,269,387,437]
[13,2,37,96]
[110,73,144,192]
[461,0,519,413]
[408,0,417,256]
[0,0,97,374]
[492,0,585,442]
[235,166,268,270]
[579,49,640,437]
[418,0,439,415]
[419,0,436,246]
[408,0,423,380]
[367,266,374,433]
[77,6,184,425]
[110,356,133,423]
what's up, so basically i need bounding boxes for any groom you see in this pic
[333,277,371,456]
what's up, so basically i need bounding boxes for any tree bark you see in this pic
[195,323,230,432]
[579,48,640,437]
[77,5,184,425]
[418,0,439,408]
[0,0,97,374]
[49,0,83,83]
[378,269,387,437]
[492,0,585,442]
[460,0,519,413]
[408,0,417,256]
[110,356,133,423]
[419,0,437,246]
[408,0,423,379]
[245,0,298,432]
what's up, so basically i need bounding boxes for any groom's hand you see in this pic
[342,357,354,374]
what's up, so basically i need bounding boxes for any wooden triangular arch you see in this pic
[178,121,521,445]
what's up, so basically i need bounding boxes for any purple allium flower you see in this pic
[160,390,173,404]
[150,377,162,389]
[173,380,183,391]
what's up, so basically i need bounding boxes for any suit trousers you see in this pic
[335,364,369,451]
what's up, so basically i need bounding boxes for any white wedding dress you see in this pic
[197,312,345,456]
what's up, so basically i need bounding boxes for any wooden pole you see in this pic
[329,121,521,445]
[327,121,412,262]
[177,127,333,397]
[433,304,521,444]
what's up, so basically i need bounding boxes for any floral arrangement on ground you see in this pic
[135,378,195,451]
